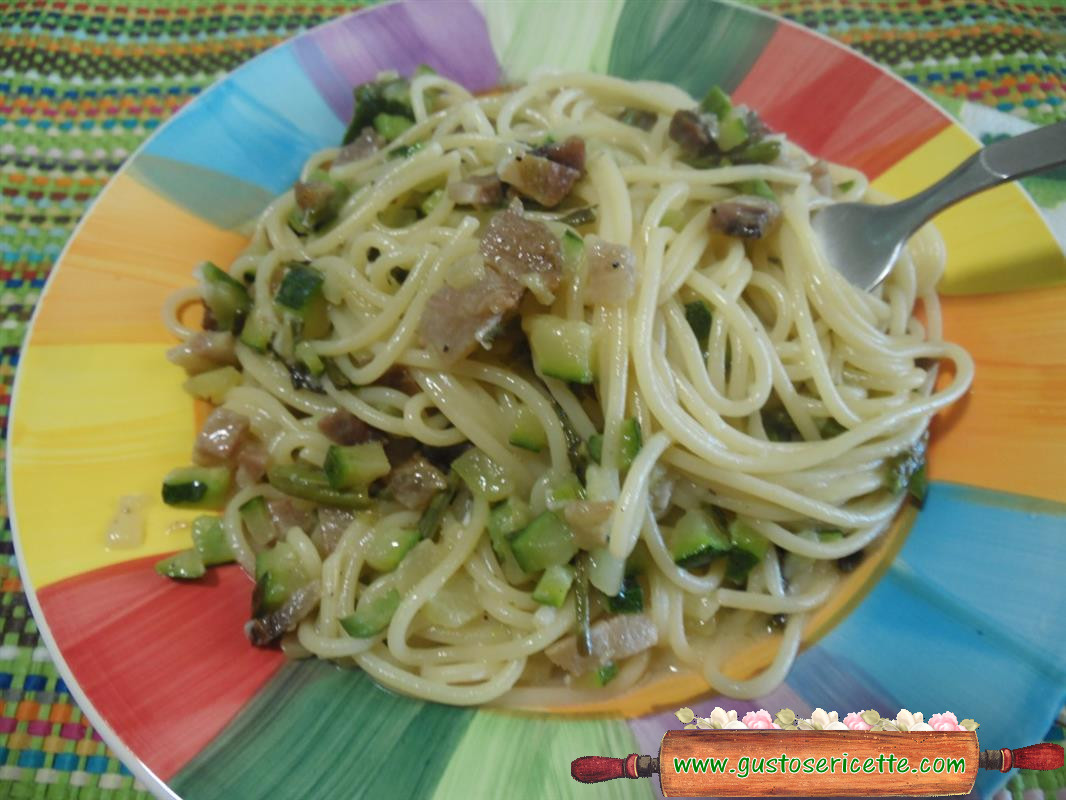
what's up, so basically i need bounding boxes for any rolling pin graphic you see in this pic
[572,731,1064,796]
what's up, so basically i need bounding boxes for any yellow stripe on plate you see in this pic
[872,125,1065,296]
[10,343,198,589]
[31,173,249,346]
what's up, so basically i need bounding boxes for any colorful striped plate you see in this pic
[8,2,1066,798]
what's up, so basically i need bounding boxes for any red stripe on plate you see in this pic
[38,557,284,780]
[730,24,949,178]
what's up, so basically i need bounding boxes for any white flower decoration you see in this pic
[724,720,749,729]
[825,721,849,730]
[708,707,736,729]
[910,722,933,732]
[809,708,838,730]
[895,709,917,731]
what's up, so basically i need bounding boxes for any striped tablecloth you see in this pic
[1,1,1063,797]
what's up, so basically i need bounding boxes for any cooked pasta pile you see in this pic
[158,69,973,705]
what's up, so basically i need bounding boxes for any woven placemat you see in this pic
[0,1,1063,797]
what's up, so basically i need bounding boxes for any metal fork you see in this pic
[813,120,1066,290]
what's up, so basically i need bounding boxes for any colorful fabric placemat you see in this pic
[0,1,1062,798]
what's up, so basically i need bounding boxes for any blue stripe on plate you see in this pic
[810,481,1066,797]
[143,43,342,195]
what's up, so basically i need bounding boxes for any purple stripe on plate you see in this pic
[0,717,16,734]
[292,0,501,124]
[27,720,51,736]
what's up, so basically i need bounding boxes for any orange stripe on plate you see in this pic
[32,172,248,346]
[872,125,1066,295]
[930,285,1066,504]
[731,23,948,178]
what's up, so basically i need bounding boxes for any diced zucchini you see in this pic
[737,179,776,201]
[508,511,578,573]
[593,662,619,687]
[488,497,530,582]
[560,207,596,227]
[908,463,928,507]
[417,478,459,541]
[182,366,242,404]
[275,265,330,340]
[295,341,325,376]
[606,574,644,614]
[587,546,625,596]
[324,442,391,490]
[452,448,514,502]
[733,138,780,165]
[561,229,585,272]
[525,314,595,384]
[162,466,231,509]
[587,419,642,470]
[684,300,712,355]
[625,542,651,577]
[365,527,420,573]
[488,496,531,545]
[191,515,235,566]
[700,85,733,119]
[726,518,770,583]
[886,435,928,508]
[155,549,206,580]
[838,179,855,193]
[239,496,277,549]
[199,261,250,332]
[378,204,419,228]
[340,588,401,638]
[670,508,730,568]
[716,110,749,151]
[532,564,575,607]
[419,187,445,216]
[254,541,308,614]
[817,529,844,543]
[373,112,414,141]
[509,406,547,452]
[388,141,425,160]
[819,416,847,438]
[618,418,642,469]
[267,464,370,509]
[763,406,801,443]
[546,472,586,510]
[661,208,686,232]
[239,308,274,352]
[288,171,351,236]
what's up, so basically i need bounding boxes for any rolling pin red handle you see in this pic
[980,743,1064,772]
[571,754,659,783]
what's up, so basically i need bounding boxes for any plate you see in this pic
[8,1,1066,797]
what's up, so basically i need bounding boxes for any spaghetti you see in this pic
[159,70,973,706]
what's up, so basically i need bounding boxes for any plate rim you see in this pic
[5,1,1055,798]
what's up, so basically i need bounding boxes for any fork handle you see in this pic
[894,119,1066,236]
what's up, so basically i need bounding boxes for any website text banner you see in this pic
[660,730,978,797]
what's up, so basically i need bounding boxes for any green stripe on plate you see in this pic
[608,0,778,96]
[475,0,626,78]
[431,710,653,800]
[171,660,475,799]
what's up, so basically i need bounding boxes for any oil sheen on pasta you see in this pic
[158,69,974,706]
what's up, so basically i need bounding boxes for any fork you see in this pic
[813,120,1066,290]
